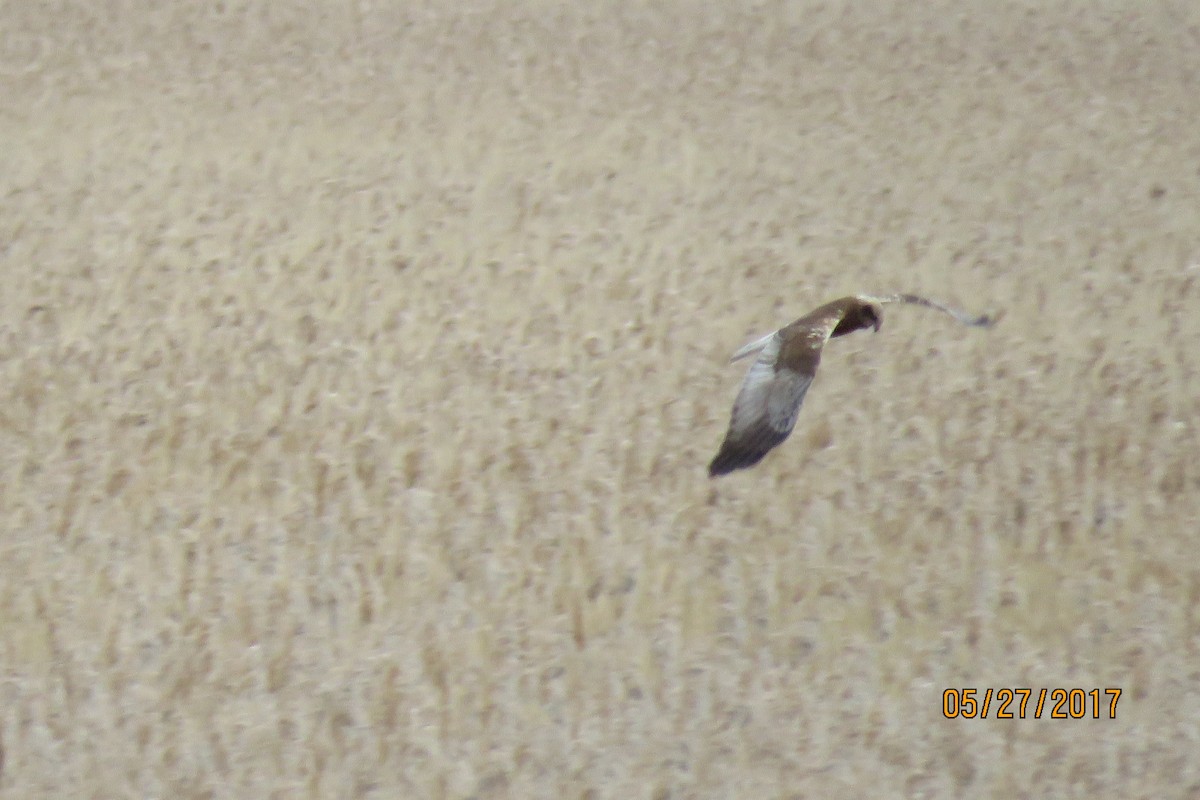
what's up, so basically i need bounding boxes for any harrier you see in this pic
[709,294,994,477]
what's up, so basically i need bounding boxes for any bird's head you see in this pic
[830,298,884,337]
[859,301,883,333]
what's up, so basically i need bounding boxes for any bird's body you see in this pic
[708,294,993,477]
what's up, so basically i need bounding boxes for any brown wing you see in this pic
[708,357,813,475]
[864,293,995,327]
[709,308,846,476]
[709,300,857,476]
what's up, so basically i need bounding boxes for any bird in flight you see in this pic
[708,294,994,477]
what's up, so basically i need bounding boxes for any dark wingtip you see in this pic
[973,309,1003,328]
[708,451,739,478]
[708,445,767,477]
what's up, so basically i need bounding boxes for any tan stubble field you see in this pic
[2,1,1199,797]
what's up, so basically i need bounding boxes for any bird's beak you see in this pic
[873,319,882,333]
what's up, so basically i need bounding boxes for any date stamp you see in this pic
[942,688,1122,719]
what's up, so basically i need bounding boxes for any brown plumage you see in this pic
[708,294,994,477]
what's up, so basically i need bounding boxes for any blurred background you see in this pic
[2,1,1199,796]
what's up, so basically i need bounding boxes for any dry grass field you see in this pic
[3,1,1199,797]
